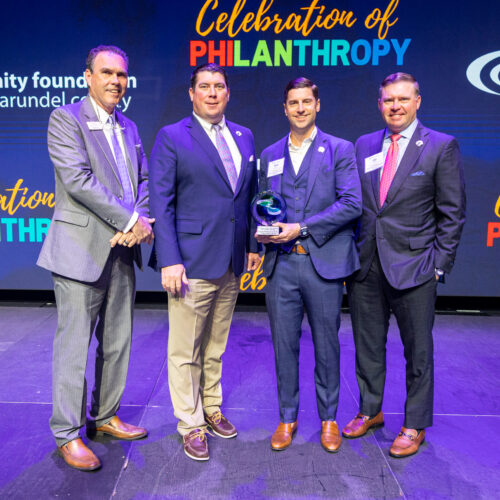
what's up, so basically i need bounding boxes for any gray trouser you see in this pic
[50,246,135,446]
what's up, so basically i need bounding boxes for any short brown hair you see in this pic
[190,63,228,89]
[379,72,419,97]
[284,77,319,103]
[86,45,128,72]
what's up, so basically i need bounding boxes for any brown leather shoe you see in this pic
[321,421,341,452]
[271,422,297,451]
[183,428,211,461]
[93,415,147,440]
[205,410,237,438]
[58,438,101,471]
[342,411,384,439]
[389,427,425,458]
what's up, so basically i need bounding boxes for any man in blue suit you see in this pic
[343,73,466,458]
[149,64,260,461]
[256,77,362,453]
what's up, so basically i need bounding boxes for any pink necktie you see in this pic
[380,133,401,205]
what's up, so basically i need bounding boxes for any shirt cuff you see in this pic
[123,211,139,233]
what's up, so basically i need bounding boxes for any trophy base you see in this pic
[257,225,280,236]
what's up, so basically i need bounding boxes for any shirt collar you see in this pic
[193,112,226,133]
[288,126,317,149]
[384,119,418,141]
[89,96,115,124]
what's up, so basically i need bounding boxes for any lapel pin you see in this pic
[318,146,325,153]
[416,140,423,147]
[236,130,242,136]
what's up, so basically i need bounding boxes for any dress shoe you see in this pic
[205,410,237,438]
[389,427,425,458]
[321,421,341,452]
[58,438,101,471]
[91,415,148,440]
[271,422,297,451]
[183,428,211,461]
[342,411,384,439]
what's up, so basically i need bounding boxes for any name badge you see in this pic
[87,121,104,131]
[364,152,385,173]
[268,158,284,177]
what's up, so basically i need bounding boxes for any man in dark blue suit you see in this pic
[149,64,260,461]
[256,77,362,453]
[343,73,466,458]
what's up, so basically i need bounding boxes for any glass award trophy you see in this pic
[251,190,287,236]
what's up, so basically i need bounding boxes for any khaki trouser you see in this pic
[167,267,239,435]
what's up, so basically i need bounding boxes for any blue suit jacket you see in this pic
[354,121,466,290]
[259,128,362,280]
[149,115,258,279]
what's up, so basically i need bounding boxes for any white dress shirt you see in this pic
[288,126,317,175]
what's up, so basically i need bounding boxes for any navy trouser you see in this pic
[265,252,344,423]
[347,252,437,429]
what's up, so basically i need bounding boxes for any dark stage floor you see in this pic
[0,303,498,499]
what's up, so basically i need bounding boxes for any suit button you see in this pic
[231,217,235,223]
[118,196,123,200]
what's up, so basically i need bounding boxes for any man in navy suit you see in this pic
[256,77,362,453]
[343,73,466,457]
[149,63,260,461]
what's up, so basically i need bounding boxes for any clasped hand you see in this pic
[110,216,155,248]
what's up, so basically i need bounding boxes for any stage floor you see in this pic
[0,303,498,499]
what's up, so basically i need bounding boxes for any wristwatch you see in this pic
[299,222,309,238]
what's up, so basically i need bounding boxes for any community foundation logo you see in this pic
[466,51,500,95]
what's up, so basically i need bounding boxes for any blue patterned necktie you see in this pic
[213,123,238,192]
[108,116,134,208]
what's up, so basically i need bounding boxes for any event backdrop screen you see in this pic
[1,0,499,296]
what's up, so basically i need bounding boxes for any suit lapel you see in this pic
[81,97,121,186]
[186,116,233,192]
[226,120,247,197]
[304,130,325,205]
[268,138,288,194]
[369,130,386,210]
[384,123,428,206]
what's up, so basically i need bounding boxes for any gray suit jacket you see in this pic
[37,97,149,282]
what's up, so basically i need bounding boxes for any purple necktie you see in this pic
[108,116,134,208]
[213,124,238,192]
[380,133,401,206]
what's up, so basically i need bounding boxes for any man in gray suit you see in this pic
[38,45,154,471]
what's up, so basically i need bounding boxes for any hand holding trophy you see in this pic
[251,190,287,236]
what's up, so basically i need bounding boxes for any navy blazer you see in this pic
[259,128,362,280]
[149,115,258,279]
[354,121,466,290]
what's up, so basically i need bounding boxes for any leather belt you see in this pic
[290,244,308,254]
